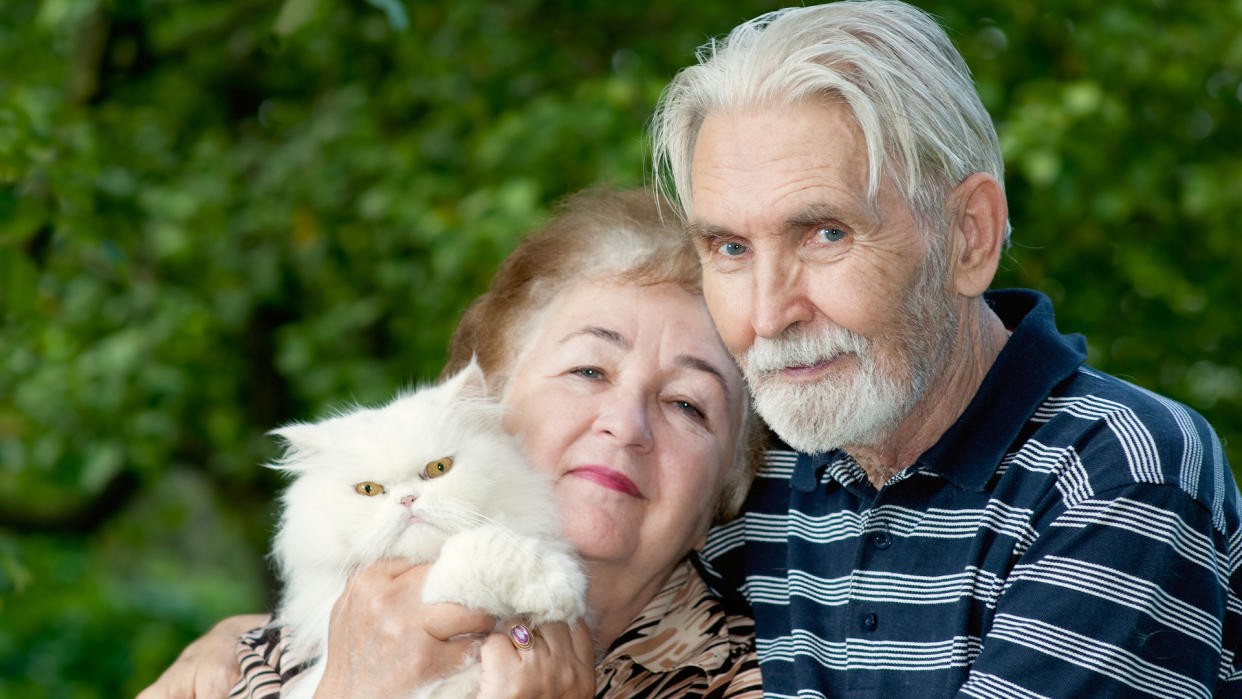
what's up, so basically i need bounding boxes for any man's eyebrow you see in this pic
[785,203,852,229]
[686,202,868,242]
[676,354,730,396]
[559,326,629,349]
[685,219,730,241]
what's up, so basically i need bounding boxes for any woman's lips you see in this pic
[568,466,644,498]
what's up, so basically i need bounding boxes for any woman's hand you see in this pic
[311,559,495,698]
[136,613,270,699]
[476,619,595,699]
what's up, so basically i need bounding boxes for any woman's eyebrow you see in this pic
[556,327,729,395]
[559,326,629,348]
[676,355,729,396]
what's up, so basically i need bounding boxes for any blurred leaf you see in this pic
[366,0,409,31]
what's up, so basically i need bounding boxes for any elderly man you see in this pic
[653,1,1241,697]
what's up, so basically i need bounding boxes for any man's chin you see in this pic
[762,418,868,455]
[770,427,845,456]
[752,397,843,454]
[751,384,908,456]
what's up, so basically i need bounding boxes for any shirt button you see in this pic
[872,530,892,549]
[863,612,879,631]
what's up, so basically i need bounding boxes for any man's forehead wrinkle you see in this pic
[786,202,851,228]
[690,116,876,235]
[764,179,876,234]
[689,186,870,241]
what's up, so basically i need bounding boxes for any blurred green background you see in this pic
[1,0,1239,695]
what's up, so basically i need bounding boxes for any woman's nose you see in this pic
[594,390,654,452]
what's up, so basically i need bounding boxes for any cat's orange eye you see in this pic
[354,481,385,496]
[424,457,453,479]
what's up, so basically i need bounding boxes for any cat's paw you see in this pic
[512,545,588,624]
[421,525,514,609]
[423,526,586,622]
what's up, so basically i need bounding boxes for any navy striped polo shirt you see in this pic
[699,288,1241,698]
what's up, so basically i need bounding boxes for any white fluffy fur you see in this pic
[269,361,587,699]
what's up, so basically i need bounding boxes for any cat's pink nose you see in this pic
[400,494,417,507]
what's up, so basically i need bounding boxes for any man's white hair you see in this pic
[651,0,1008,241]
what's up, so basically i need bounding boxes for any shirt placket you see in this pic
[845,473,897,695]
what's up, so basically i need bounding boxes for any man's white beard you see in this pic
[739,262,958,455]
[740,323,917,454]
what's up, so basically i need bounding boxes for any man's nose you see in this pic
[751,255,813,338]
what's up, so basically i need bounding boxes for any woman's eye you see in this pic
[816,226,846,243]
[354,481,385,496]
[717,241,748,257]
[673,400,705,420]
[572,367,604,380]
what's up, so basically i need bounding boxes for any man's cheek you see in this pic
[702,279,752,357]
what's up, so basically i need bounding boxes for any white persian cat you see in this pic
[268,361,587,699]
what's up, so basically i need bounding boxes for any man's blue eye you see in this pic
[573,367,603,379]
[818,227,846,242]
[719,241,748,257]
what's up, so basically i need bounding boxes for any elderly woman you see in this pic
[139,188,765,698]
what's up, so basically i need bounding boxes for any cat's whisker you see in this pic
[433,499,531,546]
[429,499,491,526]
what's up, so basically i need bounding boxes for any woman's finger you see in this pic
[476,619,594,699]
[567,619,595,668]
[352,557,419,587]
[422,601,496,642]
[316,561,502,696]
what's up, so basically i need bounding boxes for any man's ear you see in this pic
[946,172,1008,298]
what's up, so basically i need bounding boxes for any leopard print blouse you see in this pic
[230,558,761,698]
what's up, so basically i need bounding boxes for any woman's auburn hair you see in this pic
[442,187,767,522]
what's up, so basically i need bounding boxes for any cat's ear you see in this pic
[439,355,491,404]
[267,421,323,470]
[437,356,506,430]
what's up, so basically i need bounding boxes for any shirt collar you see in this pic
[791,449,865,492]
[789,289,1086,493]
[791,446,825,492]
[601,558,731,674]
[915,288,1086,490]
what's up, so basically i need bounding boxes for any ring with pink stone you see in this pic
[509,623,534,650]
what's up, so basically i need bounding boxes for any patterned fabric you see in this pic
[230,558,761,698]
[229,626,284,699]
[698,288,1242,698]
[593,559,761,697]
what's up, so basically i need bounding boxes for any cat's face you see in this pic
[271,362,541,570]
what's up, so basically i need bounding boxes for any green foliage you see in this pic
[0,0,1238,695]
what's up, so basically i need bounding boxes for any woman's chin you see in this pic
[563,519,636,566]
